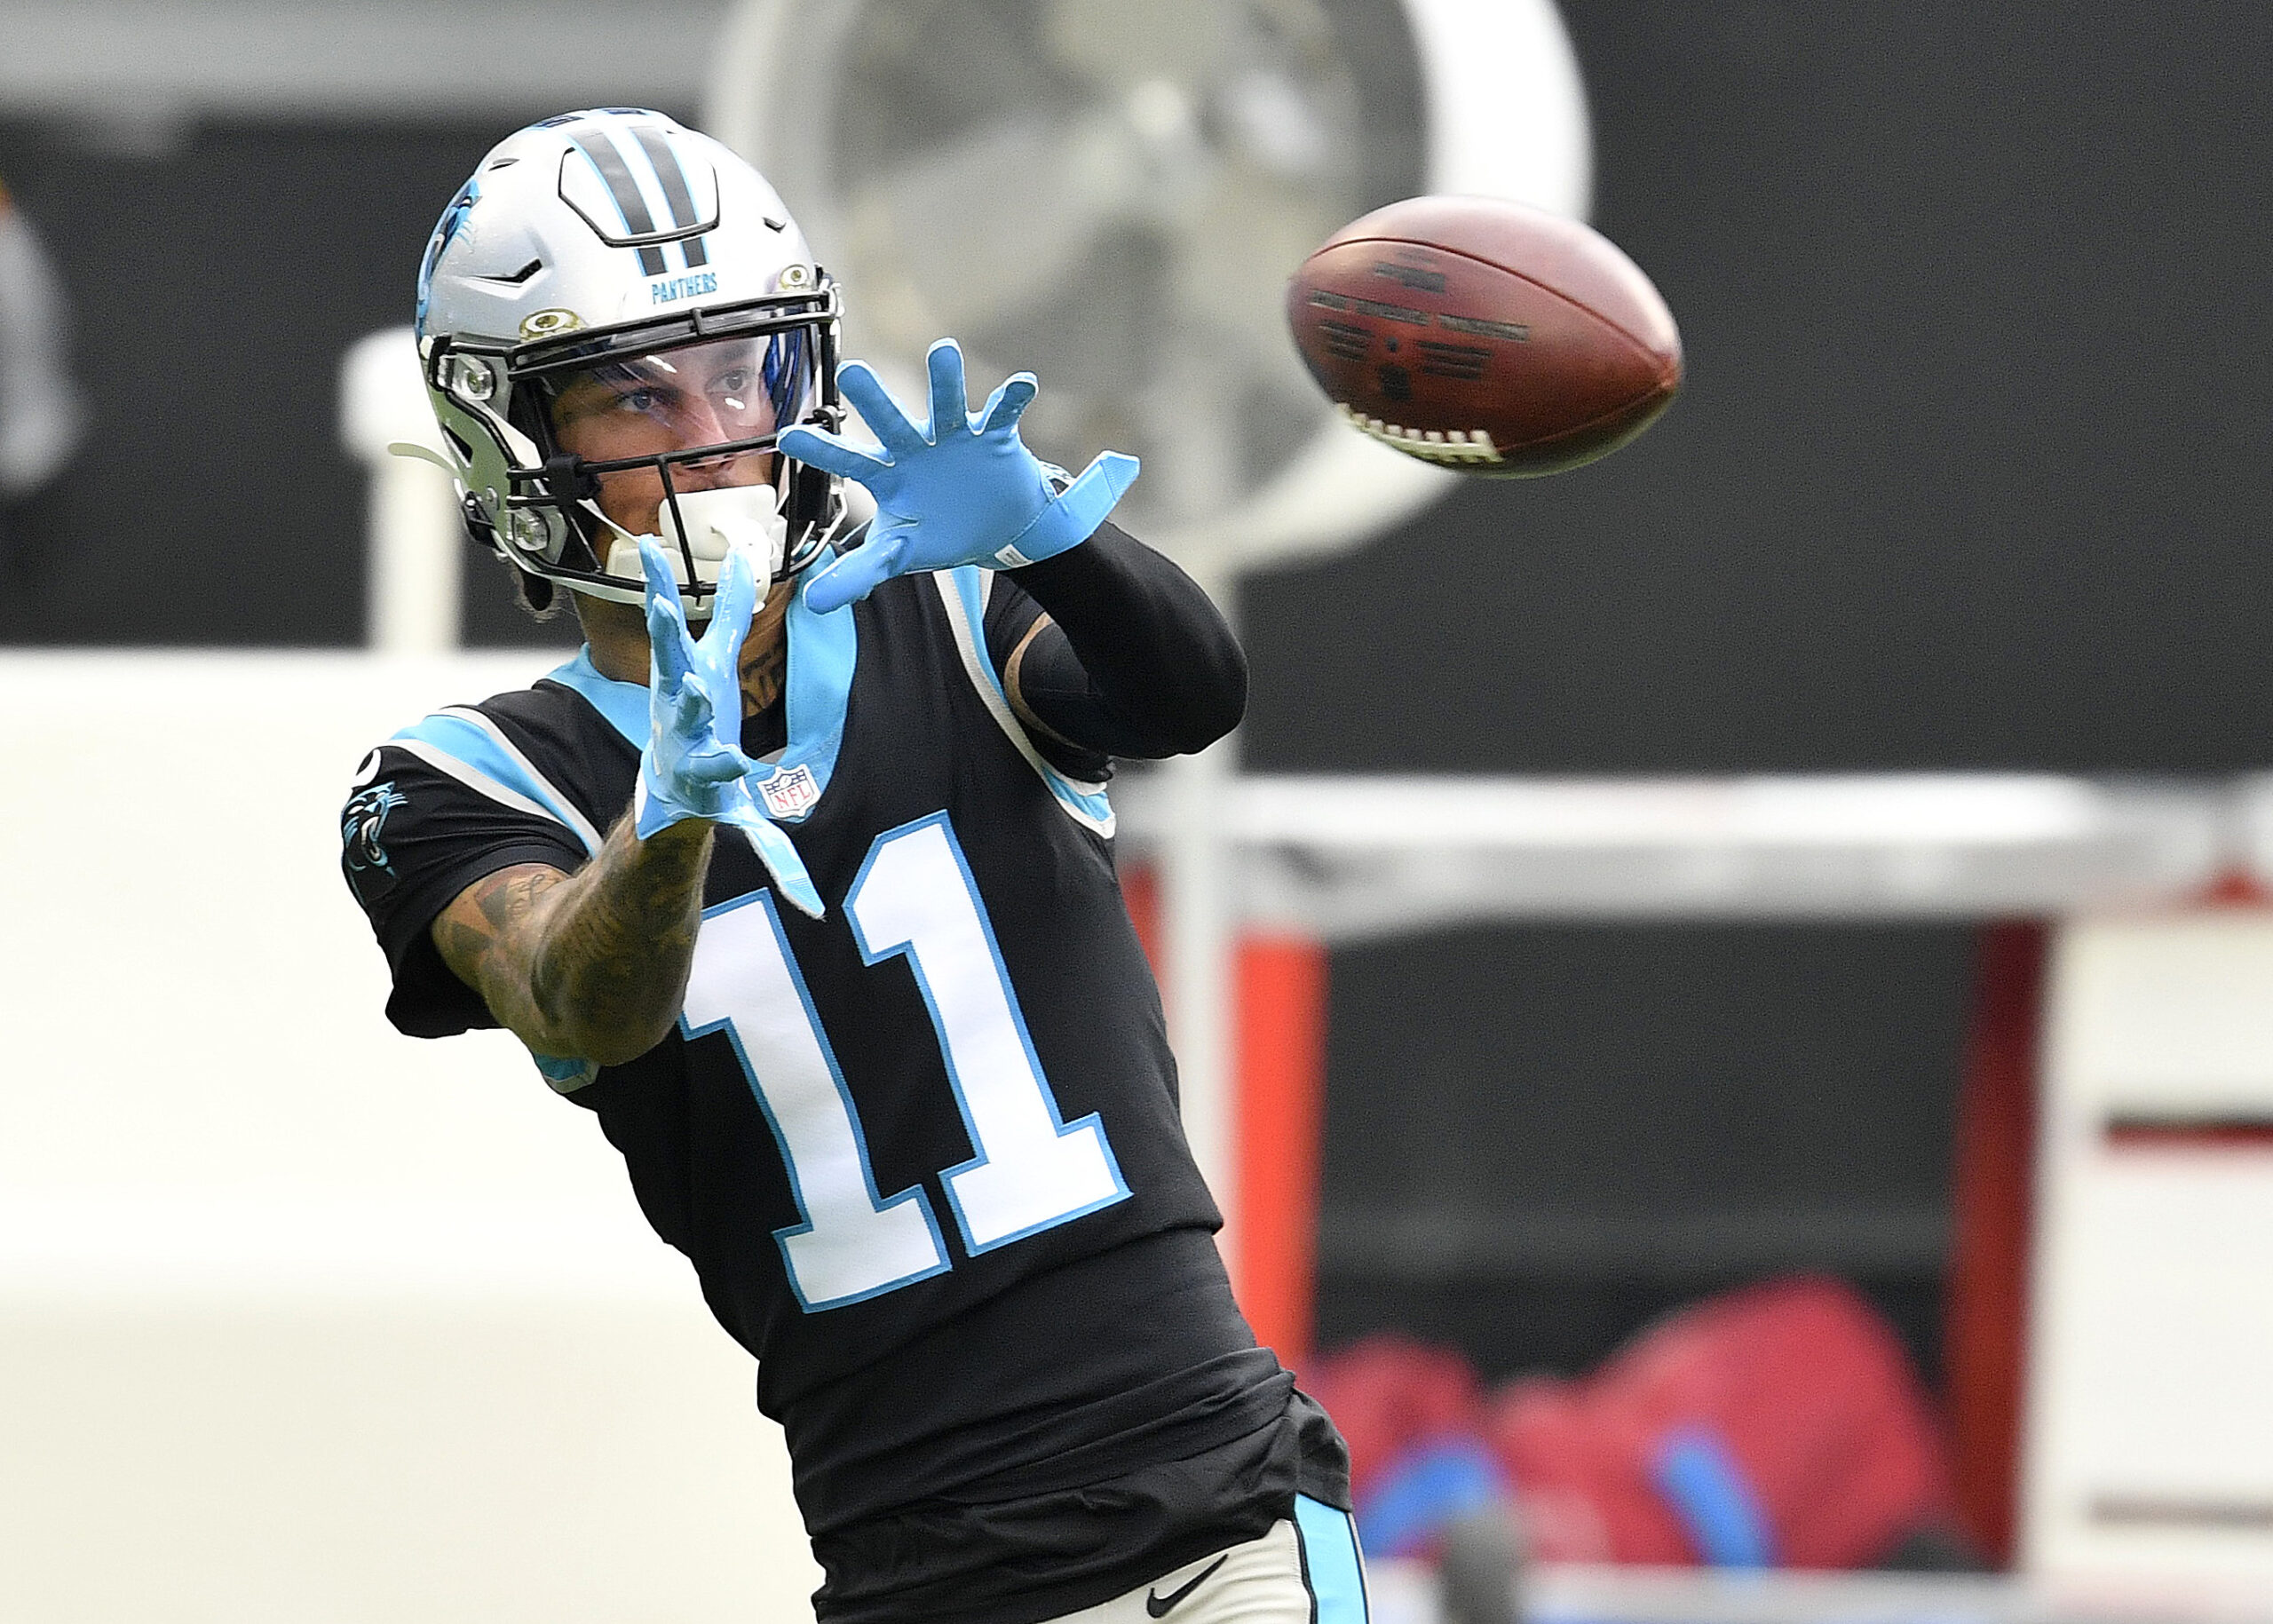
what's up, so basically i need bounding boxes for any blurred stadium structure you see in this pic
[8,1,2273,1620]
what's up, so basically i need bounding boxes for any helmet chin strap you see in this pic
[590,484,789,620]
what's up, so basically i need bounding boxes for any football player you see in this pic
[341,110,1364,1624]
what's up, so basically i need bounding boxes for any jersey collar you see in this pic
[544,586,857,826]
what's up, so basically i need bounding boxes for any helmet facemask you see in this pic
[431,289,845,622]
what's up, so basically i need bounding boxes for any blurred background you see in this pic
[2,2,2270,1620]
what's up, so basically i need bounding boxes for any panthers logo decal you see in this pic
[343,781,409,875]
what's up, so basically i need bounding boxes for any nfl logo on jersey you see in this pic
[760,763,821,820]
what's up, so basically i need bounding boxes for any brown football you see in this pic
[1287,195,1682,478]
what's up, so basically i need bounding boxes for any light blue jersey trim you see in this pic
[545,604,856,821]
[770,581,857,819]
[936,568,1115,836]
[389,711,600,856]
[1295,1495,1371,1623]
[543,617,846,915]
[544,647,649,745]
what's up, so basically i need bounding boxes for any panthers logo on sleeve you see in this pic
[342,780,409,876]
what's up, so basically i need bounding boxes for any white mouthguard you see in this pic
[603,484,789,614]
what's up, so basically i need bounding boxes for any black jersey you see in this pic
[341,561,1344,1624]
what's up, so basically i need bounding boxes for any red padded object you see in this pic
[1287,194,1681,477]
[1297,1333,1486,1503]
[1489,1277,1952,1567]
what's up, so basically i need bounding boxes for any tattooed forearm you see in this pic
[431,815,715,1066]
[527,816,709,1057]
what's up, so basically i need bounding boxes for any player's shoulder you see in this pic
[348,653,639,860]
[371,654,636,770]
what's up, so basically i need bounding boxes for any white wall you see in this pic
[0,652,818,1622]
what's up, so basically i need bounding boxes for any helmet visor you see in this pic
[525,326,819,579]
[535,327,815,471]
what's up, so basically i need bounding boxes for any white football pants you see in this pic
[1036,1497,1369,1623]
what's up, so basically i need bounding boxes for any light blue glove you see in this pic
[631,537,824,918]
[779,337,1139,614]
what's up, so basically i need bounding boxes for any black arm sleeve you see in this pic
[988,520,1247,761]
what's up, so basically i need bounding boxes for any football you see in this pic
[1287,195,1682,478]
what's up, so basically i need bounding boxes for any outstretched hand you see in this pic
[634,536,762,837]
[780,338,1137,614]
[631,537,825,916]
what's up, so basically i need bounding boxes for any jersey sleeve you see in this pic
[339,742,590,1040]
[979,574,1114,781]
[987,521,1247,764]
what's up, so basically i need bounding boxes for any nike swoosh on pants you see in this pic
[1144,1553,1230,1617]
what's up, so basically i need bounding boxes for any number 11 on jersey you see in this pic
[681,812,1129,1311]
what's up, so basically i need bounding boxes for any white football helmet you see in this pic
[413,108,846,617]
